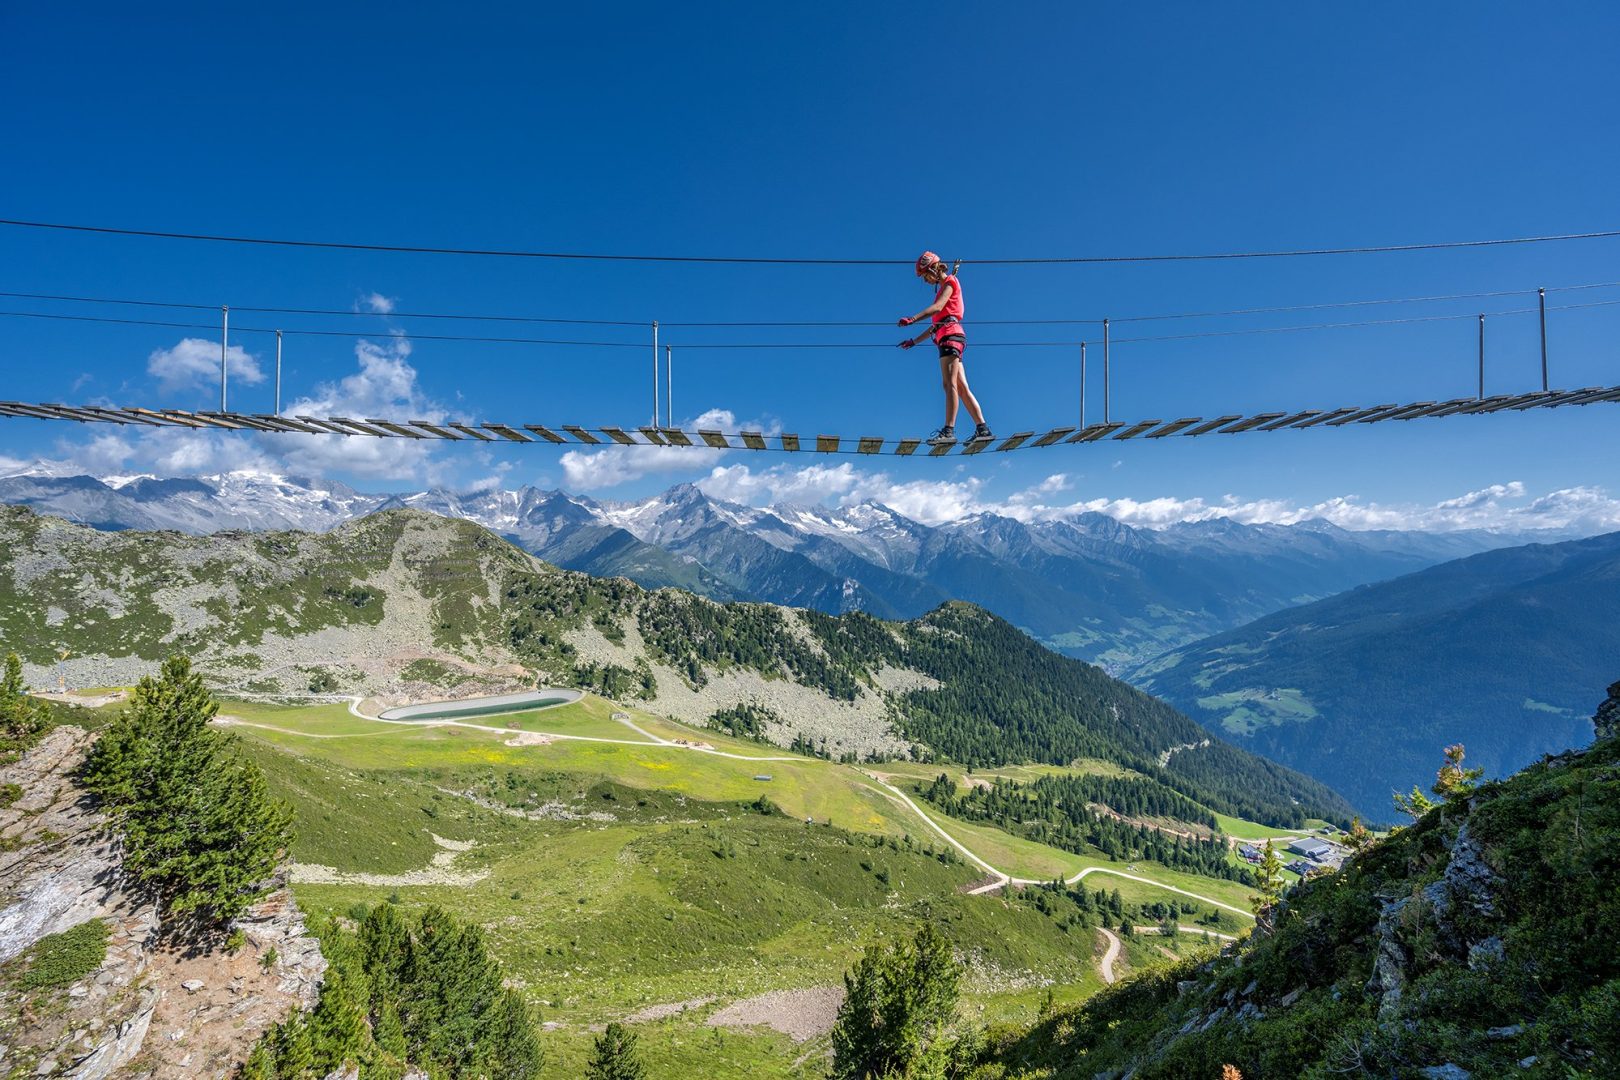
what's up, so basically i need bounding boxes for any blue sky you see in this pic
[3,4,1619,530]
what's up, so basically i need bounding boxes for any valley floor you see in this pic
[206,692,1257,1078]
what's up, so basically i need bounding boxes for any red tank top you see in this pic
[931,274,964,325]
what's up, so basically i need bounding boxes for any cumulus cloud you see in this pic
[362,292,397,314]
[560,409,740,490]
[7,335,449,485]
[276,336,450,482]
[147,338,265,394]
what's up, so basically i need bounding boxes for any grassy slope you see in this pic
[221,693,1258,1078]
[978,727,1620,1080]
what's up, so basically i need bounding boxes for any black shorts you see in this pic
[937,334,966,360]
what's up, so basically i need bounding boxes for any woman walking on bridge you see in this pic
[899,251,993,446]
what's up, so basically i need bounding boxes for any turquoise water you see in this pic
[377,689,581,722]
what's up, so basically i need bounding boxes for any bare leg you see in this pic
[954,362,986,425]
[939,354,960,427]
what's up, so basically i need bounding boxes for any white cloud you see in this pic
[362,292,397,314]
[700,461,862,505]
[8,335,448,485]
[680,460,1620,536]
[560,409,739,490]
[148,338,265,394]
[275,337,449,482]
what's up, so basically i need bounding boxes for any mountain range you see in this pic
[1131,529,1620,818]
[0,502,1356,827]
[0,466,1534,671]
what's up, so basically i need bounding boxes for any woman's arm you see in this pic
[900,281,954,326]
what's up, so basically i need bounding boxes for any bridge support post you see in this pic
[1103,318,1111,424]
[651,321,659,428]
[1477,314,1485,399]
[275,329,282,416]
[221,305,229,412]
[1080,342,1087,428]
[1538,287,1548,391]
[666,345,673,428]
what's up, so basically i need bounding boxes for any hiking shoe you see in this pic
[926,426,955,446]
[970,423,994,442]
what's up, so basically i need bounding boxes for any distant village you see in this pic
[1238,832,1348,880]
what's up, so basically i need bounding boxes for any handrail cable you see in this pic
[3,297,1619,351]
[1,279,1617,333]
[3,216,1619,266]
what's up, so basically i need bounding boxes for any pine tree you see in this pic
[1251,840,1284,934]
[1432,743,1484,800]
[307,966,368,1075]
[1392,784,1436,822]
[831,923,961,1079]
[80,654,294,924]
[585,1023,646,1080]
[1,651,51,747]
[359,902,413,1010]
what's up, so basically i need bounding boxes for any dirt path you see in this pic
[863,774,1253,917]
[1133,924,1240,942]
[1097,927,1121,985]
[310,697,1254,923]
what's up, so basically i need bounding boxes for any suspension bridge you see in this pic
[2,217,1617,457]
[3,382,1616,457]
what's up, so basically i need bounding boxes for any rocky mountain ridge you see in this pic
[0,468,1537,670]
[0,504,1357,825]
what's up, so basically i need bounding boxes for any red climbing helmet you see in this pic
[915,251,942,276]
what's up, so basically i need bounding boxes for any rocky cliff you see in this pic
[0,727,326,1078]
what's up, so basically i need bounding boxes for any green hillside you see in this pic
[970,680,1620,1079]
[211,693,1264,1077]
[1132,530,1620,818]
[0,505,1354,828]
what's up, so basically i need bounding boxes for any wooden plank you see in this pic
[130,407,205,428]
[600,426,638,446]
[1219,412,1288,434]
[1255,410,1320,431]
[740,431,768,450]
[1111,419,1162,440]
[447,423,494,441]
[994,431,1035,451]
[562,425,601,444]
[1180,414,1242,436]
[251,414,324,433]
[815,434,840,453]
[39,403,108,423]
[893,438,921,456]
[927,438,957,456]
[960,434,993,454]
[1324,405,1398,427]
[857,436,884,454]
[780,433,800,451]
[661,428,694,446]
[700,429,732,449]
[366,419,428,438]
[1032,426,1076,447]
[523,424,566,443]
[0,402,62,420]
[1291,407,1361,428]
[484,423,535,443]
[411,421,463,439]
[1144,418,1200,439]
[328,416,392,437]
[289,414,351,434]
[1069,422,1124,442]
